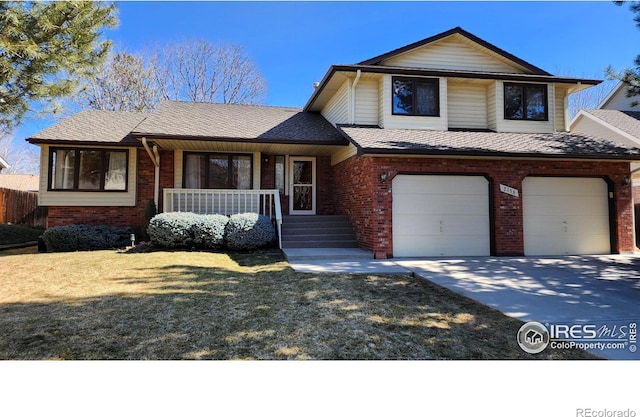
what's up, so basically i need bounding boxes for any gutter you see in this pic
[142,137,161,210]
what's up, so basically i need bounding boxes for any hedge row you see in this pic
[39,212,276,253]
[148,212,275,251]
[42,224,133,252]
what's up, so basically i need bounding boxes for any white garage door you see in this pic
[392,175,490,257]
[522,177,610,256]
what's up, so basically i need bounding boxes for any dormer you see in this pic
[305,27,600,134]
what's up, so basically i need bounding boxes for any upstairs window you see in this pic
[504,83,548,121]
[392,77,439,117]
[183,152,252,189]
[49,148,128,191]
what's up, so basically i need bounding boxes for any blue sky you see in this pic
[13,1,640,147]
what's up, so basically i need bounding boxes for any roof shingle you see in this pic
[583,109,640,139]
[27,110,146,145]
[131,101,347,145]
[338,125,640,160]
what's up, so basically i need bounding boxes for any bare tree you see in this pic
[151,40,267,104]
[74,40,267,112]
[77,51,161,112]
[568,79,617,119]
[0,132,39,174]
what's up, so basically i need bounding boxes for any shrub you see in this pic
[224,213,275,251]
[147,212,229,249]
[147,212,199,248]
[142,198,157,241]
[42,224,132,252]
[191,214,229,249]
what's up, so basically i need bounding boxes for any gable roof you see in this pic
[573,109,640,141]
[337,125,640,160]
[26,110,147,146]
[598,81,640,111]
[304,28,601,112]
[130,101,347,145]
[358,27,551,76]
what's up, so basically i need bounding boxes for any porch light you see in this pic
[622,176,631,187]
[264,156,269,163]
[380,172,388,183]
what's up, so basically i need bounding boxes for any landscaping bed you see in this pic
[0,249,597,360]
[0,224,43,246]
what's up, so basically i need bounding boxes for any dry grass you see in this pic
[0,248,597,360]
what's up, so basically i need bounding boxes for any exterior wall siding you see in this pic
[48,150,174,229]
[487,81,497,131]
[383,37,524,73]
[602,86,639,111]
[321,79,350,126]
[572,116,640,148]
[447,82,488,129]
[354,79,379,125]
[332,155,634,258]
[554,84,567,132]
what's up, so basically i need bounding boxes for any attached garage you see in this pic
[392,174,491,257]
[522,177,611,256]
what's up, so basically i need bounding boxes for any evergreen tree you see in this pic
[0,1,117,131]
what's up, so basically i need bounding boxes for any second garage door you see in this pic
[392,175,491,257]
[522,177,611,256]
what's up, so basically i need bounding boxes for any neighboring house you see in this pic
[26,27,640,258]
[0,174,39,192]
[571,82,640,246]
[0,174,46,227]
[0,155,9,173]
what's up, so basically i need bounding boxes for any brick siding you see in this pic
[48,149,174,229]
[332,155,634,258]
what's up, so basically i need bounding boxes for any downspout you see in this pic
[350,69,361,125]
[142,137,161,210]
[565,82,582,131]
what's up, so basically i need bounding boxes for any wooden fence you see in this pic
[0,188,48,227]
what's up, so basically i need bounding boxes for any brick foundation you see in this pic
[332,155,634,258]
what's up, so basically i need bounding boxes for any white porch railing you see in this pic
[163,188,283,248]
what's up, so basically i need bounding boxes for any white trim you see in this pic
[597,81,626,109]
[570,110,640,146]
[0,155,10,171]
[289,156,316,215]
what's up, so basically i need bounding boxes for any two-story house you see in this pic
[27,27,640,258]
[570,81,640,246]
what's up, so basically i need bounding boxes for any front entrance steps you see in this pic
[282,247,374,262]
[282,216,372,259]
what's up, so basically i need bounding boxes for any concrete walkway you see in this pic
[287,250,640,360]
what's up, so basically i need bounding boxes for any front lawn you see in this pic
[0,249,597,360]
[0,223,43,245]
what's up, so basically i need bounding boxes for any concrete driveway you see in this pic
[289,254,640,359]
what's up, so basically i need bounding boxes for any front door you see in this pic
[289,157,316,215]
